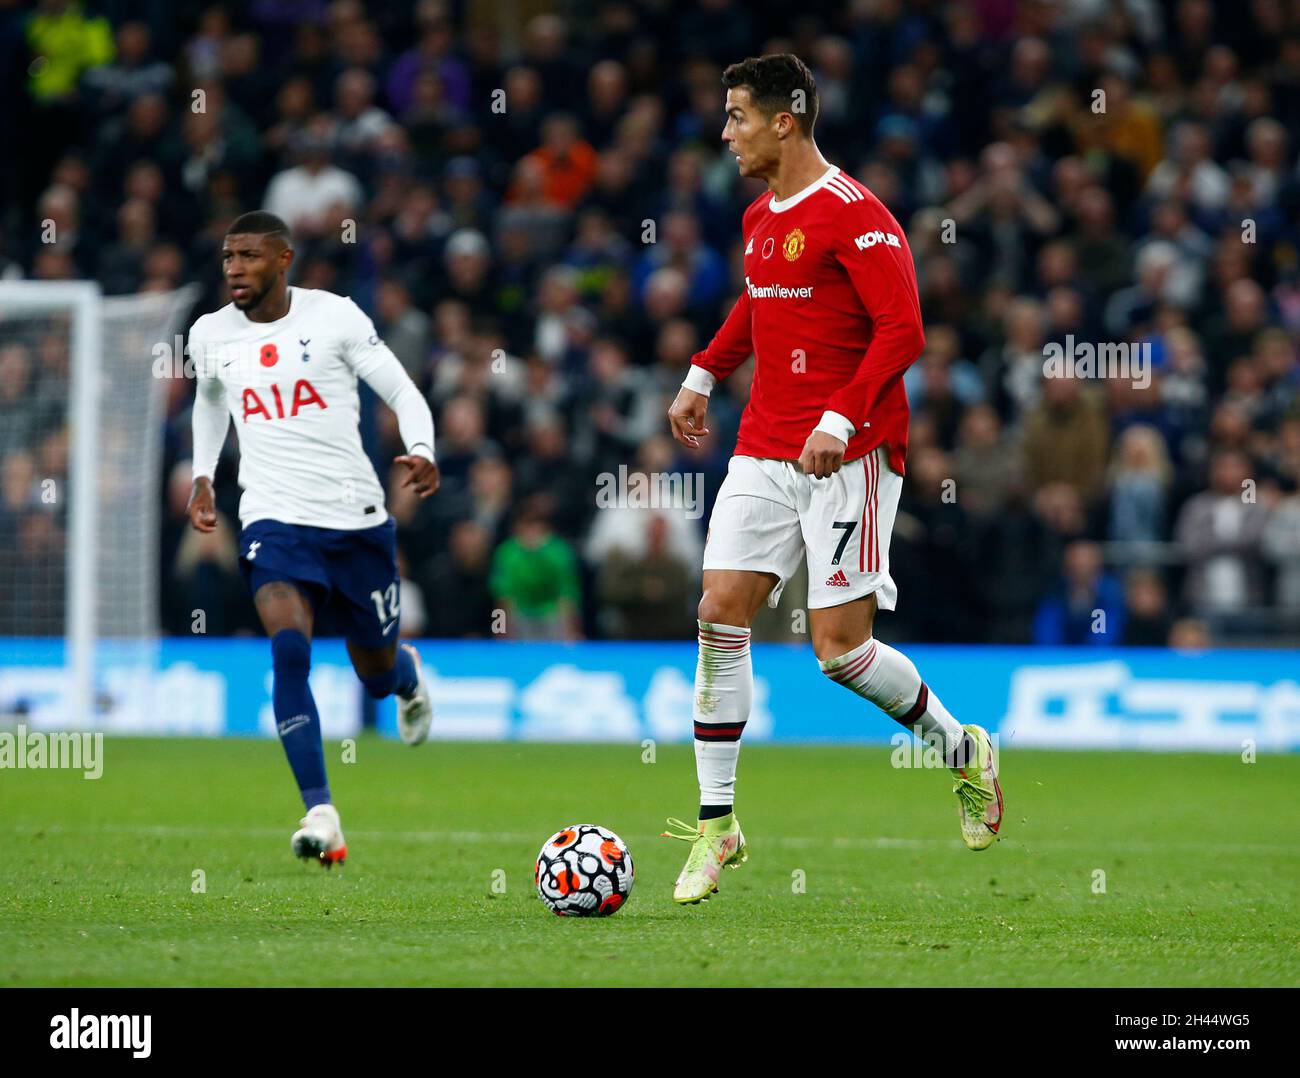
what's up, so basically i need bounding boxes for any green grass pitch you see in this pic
[1,737,1297,986]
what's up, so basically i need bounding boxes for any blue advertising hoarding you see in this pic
[0,638,1297,751]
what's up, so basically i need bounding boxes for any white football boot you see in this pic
[396,643,434,746]
[291,803,347,868]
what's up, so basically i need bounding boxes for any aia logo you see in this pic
[241,379,327,422]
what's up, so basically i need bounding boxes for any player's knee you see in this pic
[814,632,871,666]
[271,629,311,676]
[697,590,748,628]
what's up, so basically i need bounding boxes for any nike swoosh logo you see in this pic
[381,620,397,635]
[277,714,311,736]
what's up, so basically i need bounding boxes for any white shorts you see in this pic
[702,449,902,610]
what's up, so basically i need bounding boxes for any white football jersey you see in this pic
[189,287,434,531]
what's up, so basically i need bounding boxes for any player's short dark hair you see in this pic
[226,211,294,249]
[722,54,819,136]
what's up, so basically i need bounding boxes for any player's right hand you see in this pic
[668,387,710,449]
[187,478,218,533]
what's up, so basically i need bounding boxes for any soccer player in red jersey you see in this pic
[661,55,1003,904]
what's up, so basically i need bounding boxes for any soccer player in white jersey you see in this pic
[186,212,438,868]
[661,56,1002,904]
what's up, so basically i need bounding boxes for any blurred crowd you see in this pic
[2,0,1300,645]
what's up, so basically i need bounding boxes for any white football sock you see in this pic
[693,620,752,810]
[819,637,966,759]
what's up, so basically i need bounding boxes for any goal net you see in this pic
[0,281,199,729]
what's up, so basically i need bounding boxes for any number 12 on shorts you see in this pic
[369,583,400,625]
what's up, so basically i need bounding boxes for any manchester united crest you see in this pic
[782,227,806,261]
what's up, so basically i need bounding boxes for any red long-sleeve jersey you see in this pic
[688,165,924,475]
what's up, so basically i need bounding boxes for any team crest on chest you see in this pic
[782,228,806,261]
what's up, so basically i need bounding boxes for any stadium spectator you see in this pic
[386,12,471,118]
[1202,278,1272,395]
[490,495,582,641]
[262,118,363,236]
[332,67,397,165]
[1107,424,1173,543]
[1262,487,1300,614]
[168,506,244,636]
[1146,121,1229,212]
[1033,539,1126,646]
[395,549,427,639]
[432,394,499,498]
[0,344,40,456]
[1121,568,1175,646]
[1021,374,1112,505]
[980,296,1049,420]
[595,514,694,640]
[512,113,597,210]
[891,446,979,642]
[419,519,495,638]
[1168,616,1212,649]
[98,198,157,295]
[82,20,173,118]
[586,455,704,573]
[374,277,431,381]
[569,337,648,468]
[1174,449,1270,615]
[951,403,1021,520]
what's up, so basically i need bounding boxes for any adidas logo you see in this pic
[825,569,850,587]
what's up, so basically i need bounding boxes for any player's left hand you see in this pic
[798,431,846,479]
[395,455,440,498]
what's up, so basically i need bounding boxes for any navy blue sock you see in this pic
[359,646,418,699]
[271,629,329,809]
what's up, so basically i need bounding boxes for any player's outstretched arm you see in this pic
[341,298,440,499]
[667,386,711,448]
[189,331,229,531]
[669,286,754,448]
[669,279,755,451]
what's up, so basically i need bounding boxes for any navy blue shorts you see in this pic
[239,518,401,650]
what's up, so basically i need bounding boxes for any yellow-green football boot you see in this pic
[662,813,748,904]
[949,724,1003,850]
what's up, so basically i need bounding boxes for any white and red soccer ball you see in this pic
[535,824,634,917]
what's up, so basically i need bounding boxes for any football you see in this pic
[534,824,634,917]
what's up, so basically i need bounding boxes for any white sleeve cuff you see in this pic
[681,365,716,397]
[813,410,856,445]
[407,442,435,463]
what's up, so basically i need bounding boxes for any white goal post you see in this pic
[0,281,199,728]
